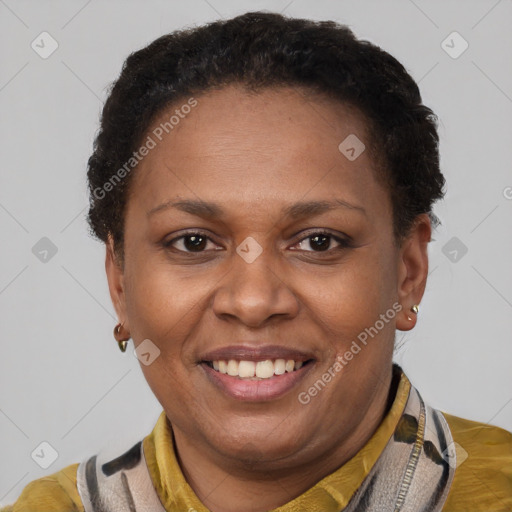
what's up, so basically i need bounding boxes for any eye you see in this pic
[164,230,352,255]
[291,230,352,253]
[164,231,220,253]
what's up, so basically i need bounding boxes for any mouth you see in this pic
[198,345,316,401]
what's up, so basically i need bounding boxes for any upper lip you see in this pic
[200,344,315,363]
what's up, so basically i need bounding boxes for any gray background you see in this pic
[1,0,511,505]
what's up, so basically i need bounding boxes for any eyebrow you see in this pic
[147,198,366,220]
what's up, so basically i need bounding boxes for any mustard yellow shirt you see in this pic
[2,370,511,511]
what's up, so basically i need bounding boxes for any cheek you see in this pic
[124,262,204,412]
[124,257,204,349]
[315,248,397,332]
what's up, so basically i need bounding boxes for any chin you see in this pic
[210,423,308,466]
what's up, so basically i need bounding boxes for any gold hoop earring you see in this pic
[411,304,419,314]
[114,323,128,353]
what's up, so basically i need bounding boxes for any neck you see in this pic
[172,369,397,512]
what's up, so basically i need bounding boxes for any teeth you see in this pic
[210,358,306,379]
[227,360,239,376]
[256,360,274,378]
[238,360,256,378]
[274,359,286,375]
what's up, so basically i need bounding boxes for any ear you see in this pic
[105,236,129,331]
[396,214,431,331]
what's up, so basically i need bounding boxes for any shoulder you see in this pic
[442,412,512,512]
[0,463,83,512]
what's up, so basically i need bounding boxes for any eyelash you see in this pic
[163,229,353,255]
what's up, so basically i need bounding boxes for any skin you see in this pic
[106,84,431,512]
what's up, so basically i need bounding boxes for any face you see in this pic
[107,84,428,471]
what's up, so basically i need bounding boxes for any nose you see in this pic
[211,248,300,328]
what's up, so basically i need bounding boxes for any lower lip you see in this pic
[201,363,314,402]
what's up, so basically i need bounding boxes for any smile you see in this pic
[201,359,315,401]
[205,358,307,379]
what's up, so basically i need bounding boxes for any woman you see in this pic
[3,11,511,512]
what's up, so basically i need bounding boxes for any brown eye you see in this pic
[182,234,207,251]
[165,232,218,253]
[293,231,351,253]
[308,234,331,251]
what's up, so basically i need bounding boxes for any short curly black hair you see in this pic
[87,11,445,260]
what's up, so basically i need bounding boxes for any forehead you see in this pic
[128,85,389,219]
